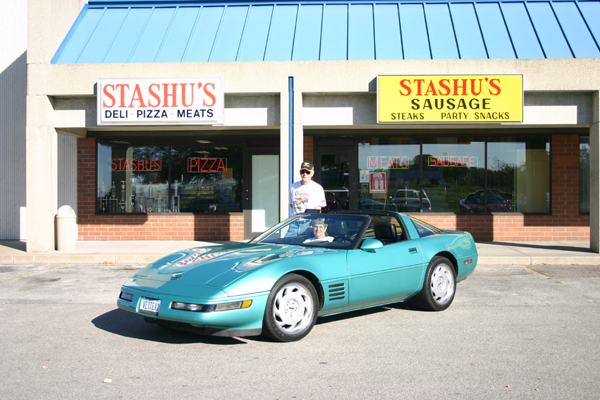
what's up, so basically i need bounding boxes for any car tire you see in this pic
[263,274,318,342]
[411,256,456,311]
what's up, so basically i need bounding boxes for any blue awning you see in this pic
[52,0,600,64]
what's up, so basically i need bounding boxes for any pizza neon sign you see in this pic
[188,158,227,173]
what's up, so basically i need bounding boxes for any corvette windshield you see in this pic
[253,214,369,250]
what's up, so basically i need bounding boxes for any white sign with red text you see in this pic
[370,172,387,193]
[97,77,223,126]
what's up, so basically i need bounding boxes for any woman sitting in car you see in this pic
[303,218,334,243]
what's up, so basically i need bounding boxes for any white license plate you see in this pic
[140,297,161,315]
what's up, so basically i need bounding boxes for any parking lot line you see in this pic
[520,265,600,305]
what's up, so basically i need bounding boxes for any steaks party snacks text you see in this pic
[378,75,523,123]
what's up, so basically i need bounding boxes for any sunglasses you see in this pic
[300,169,312,175]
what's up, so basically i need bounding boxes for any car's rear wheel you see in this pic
[263,274,318,342]
[411,256,456,311]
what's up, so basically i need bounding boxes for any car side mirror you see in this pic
[360,238,383,252]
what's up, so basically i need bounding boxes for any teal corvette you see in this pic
[117,210,478,342]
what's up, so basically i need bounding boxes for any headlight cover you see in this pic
[171,300,252,313]
[120,292,134,302]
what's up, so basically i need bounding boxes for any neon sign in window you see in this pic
[188,158,227,172]
[428,156,478,167]
[111,158,162,171]
[367,156,410,169]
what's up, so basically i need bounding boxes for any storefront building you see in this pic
[26,0,600,252]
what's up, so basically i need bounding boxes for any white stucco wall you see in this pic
[1,0,27,240]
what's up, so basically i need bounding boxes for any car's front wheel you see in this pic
[411,256,456,311]
[263,274,318,342]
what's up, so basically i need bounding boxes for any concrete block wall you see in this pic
[76,138,244,241]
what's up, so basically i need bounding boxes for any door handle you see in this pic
[409,247,418,253]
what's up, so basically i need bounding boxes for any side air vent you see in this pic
[328,283,346,301]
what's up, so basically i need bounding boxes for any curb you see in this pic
[477,255,600,265]
[0,254,162,265]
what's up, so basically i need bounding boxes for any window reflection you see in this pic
[97,139,242,214]
[320,154,351,212]
[487,137,549,213]
[358,137,419,212]
[170,144,242,213]
[357,135,550,214]
[423,137,485,213]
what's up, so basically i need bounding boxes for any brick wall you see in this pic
[304,135,314,162]
[418,135,589,241]
[77,138,244,241]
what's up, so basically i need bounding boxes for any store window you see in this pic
[580,136,590,214]
[358,135,550,214]
[423,137,485,212]
[487,137,549,213]
[97,138,242,214]
[358,137,419,212]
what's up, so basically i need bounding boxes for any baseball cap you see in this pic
[300,161,314,171]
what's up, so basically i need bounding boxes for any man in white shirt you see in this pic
[286,161,327,238]
[290,161,326,215]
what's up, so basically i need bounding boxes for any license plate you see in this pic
[140,297,161,315]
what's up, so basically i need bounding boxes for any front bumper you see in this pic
[144,317,263,338]
[117,286,270,336]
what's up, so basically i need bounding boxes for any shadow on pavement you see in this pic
[92,308,248,345]
[316,302,420,326]
[0,241,26,251]
[95,306,420,342]
[478,241,594,253]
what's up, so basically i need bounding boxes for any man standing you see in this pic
[290,161,327,215]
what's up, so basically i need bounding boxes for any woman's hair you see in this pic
[312,218,327,227]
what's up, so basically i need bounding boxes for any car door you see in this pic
[346,220,425,308]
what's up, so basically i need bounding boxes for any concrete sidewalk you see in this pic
[0,239,599,265]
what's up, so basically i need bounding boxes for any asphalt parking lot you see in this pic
[1,262,599,399]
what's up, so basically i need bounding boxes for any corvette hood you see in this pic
[128,243,331,290]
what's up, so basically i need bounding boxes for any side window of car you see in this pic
[410,218,442,238]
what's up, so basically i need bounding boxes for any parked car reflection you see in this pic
[390,189,431,212]
[358,198,398,211]
[459,190,512,213]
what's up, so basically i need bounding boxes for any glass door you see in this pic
[252,155,279,231]
[243,150,279,239]
[315,148,357,212]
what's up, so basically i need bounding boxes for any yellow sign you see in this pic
[377,75,523,123]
